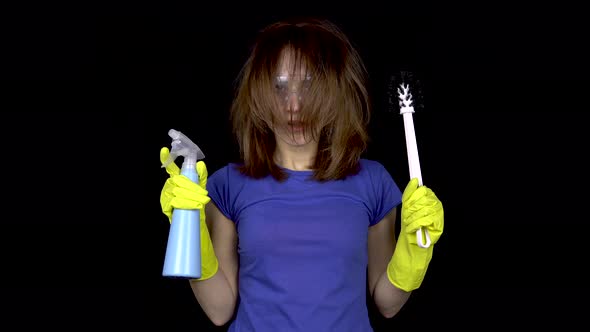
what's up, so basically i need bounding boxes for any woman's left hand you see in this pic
[400,178,444,245]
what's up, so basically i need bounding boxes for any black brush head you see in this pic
[386,70,425,114]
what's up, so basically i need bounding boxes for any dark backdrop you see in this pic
[1,2,588,331]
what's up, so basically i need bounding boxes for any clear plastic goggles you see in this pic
[274,75,312,101]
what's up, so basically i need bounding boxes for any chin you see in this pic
[277,131,312,147]
[284,137,311,147]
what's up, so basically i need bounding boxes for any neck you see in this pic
[274,140,318,171]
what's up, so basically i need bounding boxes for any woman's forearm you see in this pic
[189,268,237,326]
[373,270,412,318]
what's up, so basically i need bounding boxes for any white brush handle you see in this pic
[402,111,431,248]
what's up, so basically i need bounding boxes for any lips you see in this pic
[288,121,304,131]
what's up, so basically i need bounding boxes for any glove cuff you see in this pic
[192,219,219,281]
[193,257,219,281]
[386,233,433,292]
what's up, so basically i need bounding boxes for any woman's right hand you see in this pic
[160,147,211,222]
[159,147,219,280]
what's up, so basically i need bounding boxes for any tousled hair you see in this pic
[230,17,371,181]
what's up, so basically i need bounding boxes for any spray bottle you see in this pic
[161,129,206,279]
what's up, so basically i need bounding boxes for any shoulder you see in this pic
[357,158,401,195]
[206,163,248,221]
[207,162,248,186]
[348,158,396,192]
[358,158,389,176]
[358,159,403,225]
[359,158,385,168]
[209,162,243,180]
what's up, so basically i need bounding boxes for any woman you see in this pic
[159,17,444,331]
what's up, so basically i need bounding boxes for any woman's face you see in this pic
[271,52,315,147]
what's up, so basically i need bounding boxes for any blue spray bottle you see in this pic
[161,129,205,279]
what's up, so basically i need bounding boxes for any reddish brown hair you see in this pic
[230,17,371,181]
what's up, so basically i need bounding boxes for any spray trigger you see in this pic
[161,129,205,169]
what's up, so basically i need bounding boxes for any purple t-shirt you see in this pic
[207,159,402,332]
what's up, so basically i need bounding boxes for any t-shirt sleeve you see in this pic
[369,162,403,226]
[206,165,235,221]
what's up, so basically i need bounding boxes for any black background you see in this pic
[1,1,588,331]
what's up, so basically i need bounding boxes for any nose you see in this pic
[286,91,301,112]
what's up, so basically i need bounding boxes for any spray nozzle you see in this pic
[161,129,205,169]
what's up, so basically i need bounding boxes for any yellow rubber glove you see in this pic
[160,147,219,281]
[387,178,444,292]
